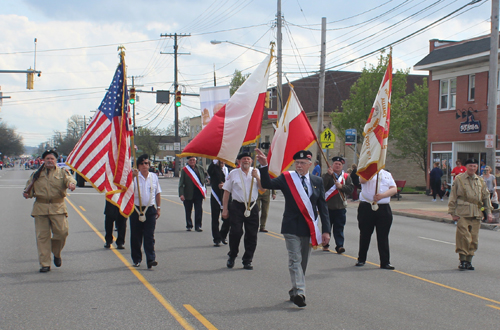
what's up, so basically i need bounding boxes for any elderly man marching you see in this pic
[222,152,263,270]
[322,156,353,254]
[256,148,330,308]
[448,158,492,270]
[23,150,76,273]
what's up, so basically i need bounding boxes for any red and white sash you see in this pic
[183,166,206,198]
[325,171,348,201]
[283,171,322,247]
[212,190,222,207]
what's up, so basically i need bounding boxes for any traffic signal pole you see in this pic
[160,33,190,177]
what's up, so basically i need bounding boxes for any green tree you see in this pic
[390,78,429,175]
[53,115,86,156]
[331,53,408,149]
[230,69,250,96]
[135,127,163,160]
[0,121,24,156]
[165,117,190,137]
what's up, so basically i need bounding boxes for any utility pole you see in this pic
[277,0,283,118]
[316,17,327,171]
[160,33,190,177]
[487,0,499,168]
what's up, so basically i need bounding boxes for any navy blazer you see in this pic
[259,166,330,237]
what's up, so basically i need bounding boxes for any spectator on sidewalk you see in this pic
[451,160,466,179]
[429,161,444,202]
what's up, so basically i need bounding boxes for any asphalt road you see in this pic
[1,167,500,330]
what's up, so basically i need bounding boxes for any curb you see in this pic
[392,210,500,231]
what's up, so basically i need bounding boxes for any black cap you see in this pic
[464,158,479,165]
[237,152,252,160]
[136,154,149,166]
[293,150,312,160]
[42,150,58,159]
[331,156,345,164]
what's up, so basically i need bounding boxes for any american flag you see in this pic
[66,57,134,216]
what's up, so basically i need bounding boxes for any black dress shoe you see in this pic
[116,244,125,250]
[466,262,475,270]
[147,260,158,269]
[227,258,235,268]
[186,228,192,231]
[53,256,62,267]
[243,263,253,270]
[214,242,221,247]
[132,262,141,267]
[221,238,228,245]
[259,228,268,232]
[195,228,203,232]
[335,246,345,254]
[293,294,306,307]
[355,261,365,267]
[39,266,50,273]
[459,261,474,270]
[380,264,395,270]
[104,243,111,249]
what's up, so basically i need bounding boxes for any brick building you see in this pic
[415,35,500,185]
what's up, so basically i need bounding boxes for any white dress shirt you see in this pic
[296,171,312,197]
[223,167,260,203]
[359,169,396,204]
[134,172,162,206]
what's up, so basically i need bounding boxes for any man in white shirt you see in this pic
[130,154,162,269]
[355,169,397,269]
[222,152,263,270]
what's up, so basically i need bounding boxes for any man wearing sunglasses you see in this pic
[130,154,162,269]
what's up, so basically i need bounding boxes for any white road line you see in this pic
[418,236,454,245]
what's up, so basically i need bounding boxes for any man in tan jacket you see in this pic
[448,158,492,271]
[23,150,76,273]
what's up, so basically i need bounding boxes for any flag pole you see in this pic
[314,138,348,205]
[119,45,143,214]
[247,138,261,212]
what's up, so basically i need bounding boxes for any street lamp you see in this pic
[210,40,267,54]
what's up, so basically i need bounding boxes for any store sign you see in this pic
[460,113,481,133]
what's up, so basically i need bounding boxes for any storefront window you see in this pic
[432,152,452,185]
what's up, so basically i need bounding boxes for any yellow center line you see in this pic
[65,197,196,330]
[487,305,500,311]
[184,305,218,330]
[79,205,86,211]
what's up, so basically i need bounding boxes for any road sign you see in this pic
[345,128,356,145]
[320,128,335,143]
[322,143,334,149]
[485,134,495,148]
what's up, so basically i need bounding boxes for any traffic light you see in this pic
[27,71,34,90]
[175,90,182,107]
[264,91,271,108]
[129,88,136,104]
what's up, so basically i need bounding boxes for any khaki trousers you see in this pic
[455,216,481,261]
[34,214,69,267]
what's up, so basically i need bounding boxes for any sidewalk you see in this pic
[345,193,500,231]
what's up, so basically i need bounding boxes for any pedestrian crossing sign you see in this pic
[320,128,335,143]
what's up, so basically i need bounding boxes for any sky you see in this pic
[0,0,493,148]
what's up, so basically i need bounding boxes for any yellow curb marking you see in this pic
[66,197,197,330]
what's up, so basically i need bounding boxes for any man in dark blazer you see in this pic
[256,148,330,308]
[179,156,207,231]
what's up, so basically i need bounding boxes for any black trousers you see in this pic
[129,206,157,264]
[210,195,230,243]
[228,201,259,264]
[183,196,203,230]
[104,213,127,245]
[357,202,393,266]
[430,181,444,199]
